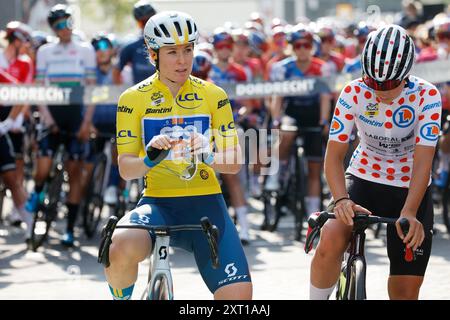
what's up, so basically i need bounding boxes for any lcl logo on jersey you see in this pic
[420,122,440,141]
[393,106,415,128]
[330,118,344,135]
[176,93,203,109]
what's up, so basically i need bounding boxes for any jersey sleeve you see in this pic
[328,84,356,144]
[35,46,47,85]
[416,87,442,147]
[118,43,133,72]
[116,89,142,156]
[84,45,97,83]
[208,84,239,151]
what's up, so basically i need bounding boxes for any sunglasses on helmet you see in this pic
[362,74,404,91]
[52,19,71,31]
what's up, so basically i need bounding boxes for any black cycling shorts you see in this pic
[346,173,433,277]
[281,115,323,161]
[38,105,85,160]
[0,134,16,173]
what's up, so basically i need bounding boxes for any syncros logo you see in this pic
[117,105,133,114]
[218,98,230,109]
[176,93,203,109]
[145,106,172,114]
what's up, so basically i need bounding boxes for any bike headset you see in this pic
[361,24,415,91]
[143,11,199,77]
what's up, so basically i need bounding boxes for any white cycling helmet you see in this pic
[144,11,199,50]
[361,24,415,83]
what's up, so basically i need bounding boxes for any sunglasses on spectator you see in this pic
[95,40,112,51]
[293,41,312,50]
[52,19,71,31]
[362,74,404,91]
[320,36,334,44]
[214,42,233,50]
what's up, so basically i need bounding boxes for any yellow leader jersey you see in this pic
[116,74,238,197]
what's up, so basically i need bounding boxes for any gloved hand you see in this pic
[10,113,24,133]
[0,118,13,136]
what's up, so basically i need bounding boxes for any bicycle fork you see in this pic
[147,234,174,300]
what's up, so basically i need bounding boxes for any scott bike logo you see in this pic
[176,93,203,109]
[330,118,344,135]
[117,105,133,114]
[393,106,415,128]
[219,121,236,137]
[225,263,237,277]
[364,103,379,118]
[117,130,137,138]
[159,246,167,260]
[420,122,440,141]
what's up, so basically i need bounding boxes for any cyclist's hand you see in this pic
[396,214,425,251]
[189,132,211,155]
[77,121,91,142]
[149,134,172,150]
[0,118,13,136]
[334,199,372,226]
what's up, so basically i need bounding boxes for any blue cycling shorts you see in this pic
[120,193,251,293]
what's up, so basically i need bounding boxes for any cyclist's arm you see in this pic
[324,140,350,201]
[269,95,283,125]
[35,47,56,128]
[402,89,442,217]
[118,153,151,180]
[209,85,242,174]
[113,43,133,85]
[325,84,357,200]
[208,145,242,174]
[401,145,435,217]
[320,92,331,126]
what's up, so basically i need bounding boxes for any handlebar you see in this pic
[98,216,220,269]
[304,211,410,254]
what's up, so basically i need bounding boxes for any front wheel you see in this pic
[150,275,171,300]
[348,258,366,300]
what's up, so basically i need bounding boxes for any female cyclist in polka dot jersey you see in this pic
[309,25,442,300]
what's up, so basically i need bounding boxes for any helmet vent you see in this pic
[159,24,171,38]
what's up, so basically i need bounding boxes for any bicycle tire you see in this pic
[29,166,64,251]
[442,184,450,234]
[261,191,282,232]
[150,275,171,300]
[83,154,107,238]
[0,185,5,225]
[348,258,366,300]
[293,148,308,241]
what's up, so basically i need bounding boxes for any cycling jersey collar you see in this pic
[153,73,192,98]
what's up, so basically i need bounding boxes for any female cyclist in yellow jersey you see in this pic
[104,11,252,300]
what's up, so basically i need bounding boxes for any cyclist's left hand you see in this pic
[396,214,425,251]
[189,132,211,155]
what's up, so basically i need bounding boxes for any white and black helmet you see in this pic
[361,24,415,82]
[144,11,198,50]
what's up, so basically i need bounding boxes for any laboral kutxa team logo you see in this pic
[420,122,440,141]
[393,106,415,128]
[330,118,344,135]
